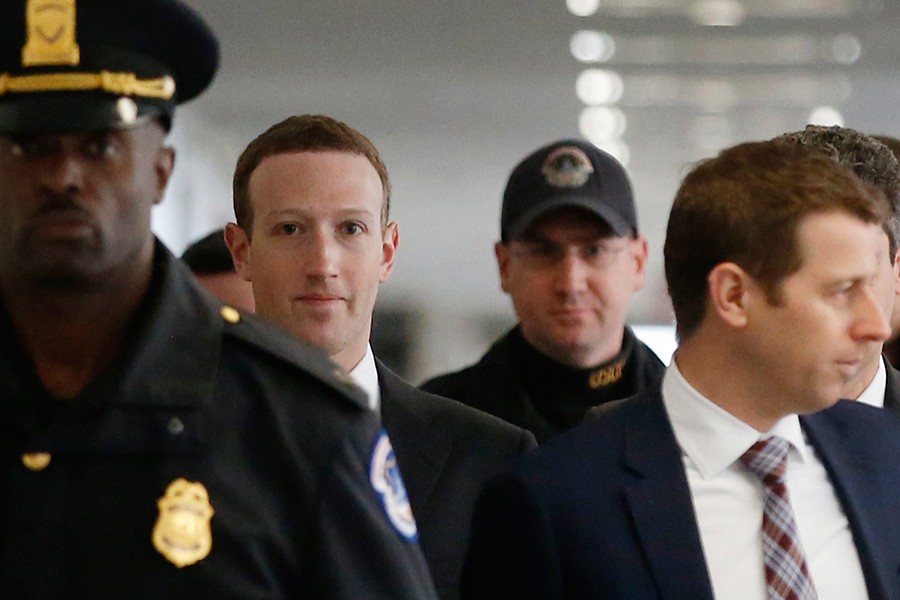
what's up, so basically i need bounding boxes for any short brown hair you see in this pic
[665,140,891,340]
[232,114,391,234]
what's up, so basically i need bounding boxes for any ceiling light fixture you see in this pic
[570,30,616,63]
[566,0,601,17]
[689,0,746,26]
[576,69,625,105]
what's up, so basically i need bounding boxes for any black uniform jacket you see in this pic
[0,243,438,600]
[421,326,664,443]
[378,361,537,600]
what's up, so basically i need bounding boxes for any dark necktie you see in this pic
[740,436,818,600]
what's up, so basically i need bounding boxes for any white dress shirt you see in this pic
[349,344,381,411]
[855,355,887,409]
[662,362,868,600]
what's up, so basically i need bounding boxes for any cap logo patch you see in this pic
[152,478,214,568]
[22,0,80,67]
[369,430,417,541]
[541,146,595,188]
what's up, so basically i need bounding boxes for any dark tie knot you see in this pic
[740,436,789,485]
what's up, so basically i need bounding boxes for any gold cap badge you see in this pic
[4,0,176,101]
[152,478,214,568]
[22,0,80,67]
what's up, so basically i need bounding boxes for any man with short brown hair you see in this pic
[462,140,900,600]
[777,125,900,416]
[226,114,535,600]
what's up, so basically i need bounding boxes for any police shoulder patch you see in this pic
[369,430,417,541]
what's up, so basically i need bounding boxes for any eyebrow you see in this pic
[263,207,379,221]
[518,234,621,245]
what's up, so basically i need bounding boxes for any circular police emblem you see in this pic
[541,146,595,188]
[369,431,417,541]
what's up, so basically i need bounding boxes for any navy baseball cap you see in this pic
[0,0,219,134]
[501,139,638,241]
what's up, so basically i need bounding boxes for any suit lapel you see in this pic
[882,359,900,417]
[622,391,716,600]
[377,360,451,519]
[802,405,897,600]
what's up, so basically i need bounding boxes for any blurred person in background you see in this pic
[182,228,255,312]
[421,140,664,443]
[871,133,900,371]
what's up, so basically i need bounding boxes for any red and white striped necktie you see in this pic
[740,436,818,600]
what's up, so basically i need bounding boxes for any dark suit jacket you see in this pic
[378,361,537,600]
[461,387,900,600]
[884,358,900,416]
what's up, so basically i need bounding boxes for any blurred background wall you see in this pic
[156,0,900,381]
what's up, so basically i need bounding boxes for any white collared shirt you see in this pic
[855,355,887,408]
[348,344,381,411]
[662,362,868,600]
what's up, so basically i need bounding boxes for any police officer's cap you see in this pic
[0,0,219,134]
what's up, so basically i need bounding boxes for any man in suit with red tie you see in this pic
[461,140,900,600]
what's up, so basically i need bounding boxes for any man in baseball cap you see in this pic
[0,1,438,598]
[422,140,664,443]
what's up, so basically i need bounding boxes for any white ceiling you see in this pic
[159,0,900,326]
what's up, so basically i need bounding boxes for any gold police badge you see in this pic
[152,478,214,568]
[22,0,81,67]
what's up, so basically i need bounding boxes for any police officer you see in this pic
[0,1,437,598]
[421,140,664,443]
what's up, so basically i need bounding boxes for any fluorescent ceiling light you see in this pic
[567,0,601,17]
[571,30,617,63]
[689,0,746,26]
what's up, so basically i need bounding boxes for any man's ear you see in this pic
[224,223,252,283]
[707,262,753,330]
[495,241,511,294]
[379,221,399,283]
[153,146,176,205]
[894,247,900,297]
[630,236,649,291]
